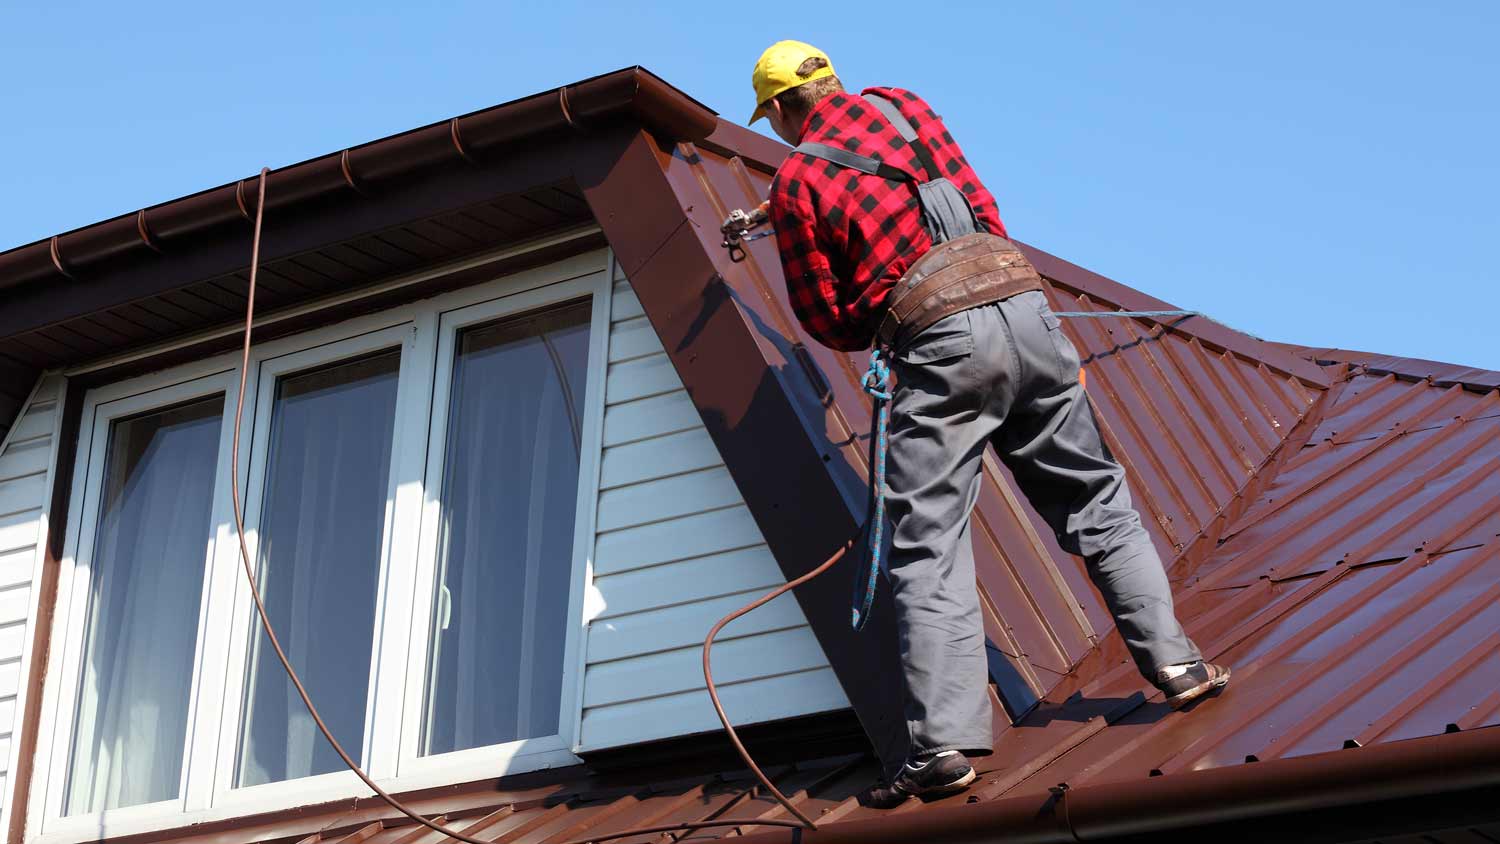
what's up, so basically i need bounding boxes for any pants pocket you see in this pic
[1032,294,1080,381]
[899,309,974,365]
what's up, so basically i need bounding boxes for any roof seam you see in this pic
[1168,374,1344,584]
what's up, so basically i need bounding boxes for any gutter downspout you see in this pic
[732,726,1500,844]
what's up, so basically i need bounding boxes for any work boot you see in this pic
[1154,660,1231,710]
[862,751,976,807]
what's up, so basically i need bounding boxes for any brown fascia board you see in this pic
[0,66,716,329]
[575,130,913,778]
[731,726,1500,844]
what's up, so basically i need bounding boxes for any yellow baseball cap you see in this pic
[749,40,836,124]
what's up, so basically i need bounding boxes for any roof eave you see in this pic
[732,726,1500,844]
[0,66,717,292]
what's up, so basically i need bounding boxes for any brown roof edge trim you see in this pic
[0,66,717,291]
[1304,348,1500,392]
[697,121,790,176]
[734,726,1500,844]
[1020,242,1332,389]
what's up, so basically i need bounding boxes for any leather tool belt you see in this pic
[876,232,1045,351]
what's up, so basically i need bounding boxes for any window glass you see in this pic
[65,396,223,814]
[421,302,590,755]
[237,350,401,787]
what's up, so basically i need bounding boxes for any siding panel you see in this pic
[0,625,24,663]
[587,589,808,664]
[595,466,743,533]
[594,505,765,576]
[0,440,49,482]
[592,545,783,620]
[606,316,664,363]
[583,627,830,708]
[605,354,681,405]
[578,275,845,751]
[0,475,45,519]
[602,390,701,448]
[0,661,18,700]
[579,667,848,750]
[0,549,31,589]
[5,403,55,444]
[598,428,723,490]
[0,374,62,833]
[610,283,643,322]
[0,511,41,556]
[0,589,28,627]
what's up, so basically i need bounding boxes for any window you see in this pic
[35,257,611,841]
[64,396,225,815]
[420,304,591,756]
[237,350,403,787]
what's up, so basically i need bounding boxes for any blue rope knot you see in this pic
[853,349,892,630]
[861,349,892,400]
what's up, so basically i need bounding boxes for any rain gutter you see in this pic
[0,66,717,291]
[735,726,1500,843]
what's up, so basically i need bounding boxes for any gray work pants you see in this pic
[883,290,1202,757]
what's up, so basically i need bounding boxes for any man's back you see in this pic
[769,87,1008,351]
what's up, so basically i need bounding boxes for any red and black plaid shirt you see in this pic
[770,87,1008,351]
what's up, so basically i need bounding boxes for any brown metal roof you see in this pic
[165,273,1499,842]
[4,71,1498,843]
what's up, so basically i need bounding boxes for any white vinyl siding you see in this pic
[577,269,848,750]
[0,375,65,836]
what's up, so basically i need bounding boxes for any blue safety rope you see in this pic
[852,348,892,631]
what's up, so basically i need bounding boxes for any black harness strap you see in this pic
[864,94,944,184]
[793,94,943,185]
[792,91,988,246]
[795,142,913,182]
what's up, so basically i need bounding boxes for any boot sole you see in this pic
[913,767,977,795]
[1167,666,1231,710]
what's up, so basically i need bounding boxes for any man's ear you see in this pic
[766,98,801,144]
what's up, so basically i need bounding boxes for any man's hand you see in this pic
[721,201,773,262]
[720,200,771,237]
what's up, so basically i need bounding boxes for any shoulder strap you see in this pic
[794,142,913,182]
[865,94,944,184]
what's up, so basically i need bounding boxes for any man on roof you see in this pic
[747,40,1231,803]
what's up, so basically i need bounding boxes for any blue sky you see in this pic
[3,2,1495,368]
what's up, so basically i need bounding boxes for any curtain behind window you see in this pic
[237,351,400,787]
[65,397,222,814]
[421,302,591,755]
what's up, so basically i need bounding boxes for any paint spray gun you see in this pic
[720,200,773,263]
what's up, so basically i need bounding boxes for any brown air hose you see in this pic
[231,168,854,843]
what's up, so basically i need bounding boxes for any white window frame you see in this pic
[29,250,612,844]
[396,275,606,785]
[39,368,240,836]
[210,320,428,812]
